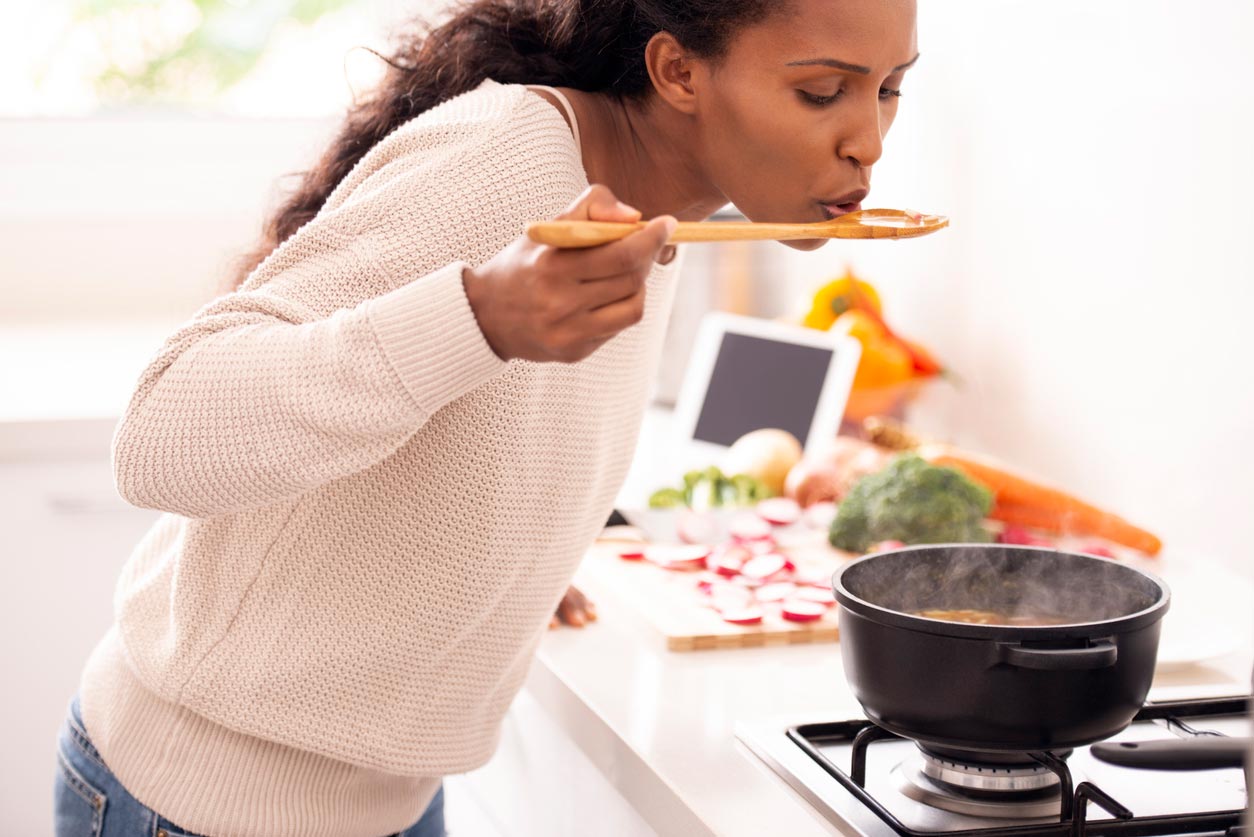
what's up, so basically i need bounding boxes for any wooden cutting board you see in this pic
[578,538,855,652]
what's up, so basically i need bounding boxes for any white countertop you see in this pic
[528,554,1252,837]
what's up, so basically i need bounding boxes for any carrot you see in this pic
[918,445,1163,556]
[988,502,1162,556]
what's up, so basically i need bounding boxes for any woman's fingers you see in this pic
[542,215,673,323]
[557,184,642,224]
[551,585,597,628]
[462,184,673,364]
[584,287,649,337]
[575,272,644,311]
[545,215,676,281]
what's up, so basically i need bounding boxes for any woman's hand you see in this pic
[464,185,677,363]
[550,584,597,628]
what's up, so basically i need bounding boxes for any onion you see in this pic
[784,437,893,507]
[721,429,803,496]
[784,458,844,507]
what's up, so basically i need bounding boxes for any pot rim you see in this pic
[833,544,1171,639]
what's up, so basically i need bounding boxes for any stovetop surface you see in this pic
[737,697,1249,837]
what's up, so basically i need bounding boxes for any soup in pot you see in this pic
[914,609,1074,626]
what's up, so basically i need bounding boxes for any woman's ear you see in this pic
[644,32,700,115]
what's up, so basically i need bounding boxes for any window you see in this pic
[3,0,444,117]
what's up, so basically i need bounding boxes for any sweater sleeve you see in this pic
[111,119,524,517]
[112,84,586,519]
[111,254,507,518]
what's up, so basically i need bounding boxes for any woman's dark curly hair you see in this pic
[230,0,775,288]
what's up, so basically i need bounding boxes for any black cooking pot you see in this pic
[833,545,1170,754]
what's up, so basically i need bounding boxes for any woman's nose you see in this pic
[836,99,885,169]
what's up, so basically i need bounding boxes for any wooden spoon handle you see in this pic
[526,220,842,248]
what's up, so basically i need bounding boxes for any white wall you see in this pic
[764,0,1254,578]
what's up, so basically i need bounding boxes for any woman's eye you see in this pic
[799,90,842,107]
[879,87,903,100]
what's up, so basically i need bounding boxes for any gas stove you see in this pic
[737,697,1249,837]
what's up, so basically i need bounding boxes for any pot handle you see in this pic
[999,639,1117,670]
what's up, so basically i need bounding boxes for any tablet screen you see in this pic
[690,331,835,447]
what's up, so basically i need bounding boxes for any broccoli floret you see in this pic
[829,453,993,552]
[648,487,688,509]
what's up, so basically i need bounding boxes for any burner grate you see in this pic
[786,697,1249,837]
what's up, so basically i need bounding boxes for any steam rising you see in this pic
[842,546,1164,625]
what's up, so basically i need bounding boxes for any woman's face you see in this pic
[690,0,918,248]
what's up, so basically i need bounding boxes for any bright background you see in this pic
[3,1,1252,833]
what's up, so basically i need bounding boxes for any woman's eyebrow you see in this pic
[786,53,921,75]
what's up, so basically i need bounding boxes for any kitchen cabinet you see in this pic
[0,440,515,835]
[0,453,158,835]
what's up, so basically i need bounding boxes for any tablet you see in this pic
[670,312,861,470]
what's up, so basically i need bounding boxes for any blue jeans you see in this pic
[54,693,445,837]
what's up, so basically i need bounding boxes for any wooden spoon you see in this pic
[526,208,948,249]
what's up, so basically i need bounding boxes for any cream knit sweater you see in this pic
[79,79,681,837]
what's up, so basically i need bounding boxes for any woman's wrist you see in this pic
[462,264,511,361]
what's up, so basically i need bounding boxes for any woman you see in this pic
[53,0,918,834]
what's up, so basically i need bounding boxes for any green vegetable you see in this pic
[649,468,769,510]
[731,473,770,504]
[648,487,687,509]
[681,469,708,506]
[829,454,994,552]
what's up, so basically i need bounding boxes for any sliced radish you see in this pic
[794,566,835,588]
[867,540,906,553]
[794,586,837,606]
[757,497,802,526]
[1080,543,1116,559]
[781,599,828,623]
[706,543,752,576]
[996,525,1033,545]
[997,526,1054,548]
[803,501,838,530]
[741,553,788,581]
[747,538,779,555]
[721,606,764,625]
[645,544,711,570]
[754,581,798,603]
[709,583,756,611]
[618,548,645,561]
[676,510,717,545]
[729,513,773,542]
[762,568,796,586]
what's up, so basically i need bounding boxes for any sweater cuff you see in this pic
[365,262,508,417]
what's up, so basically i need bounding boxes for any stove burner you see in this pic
[917,747,1063,794]
[892,760,1064,819]
[891,748,1077,820]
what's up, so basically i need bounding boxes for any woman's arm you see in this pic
[112,94,671,519]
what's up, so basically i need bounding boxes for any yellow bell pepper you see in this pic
[802,269,882,331]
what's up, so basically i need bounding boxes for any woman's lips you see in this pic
[820,200,863,219]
